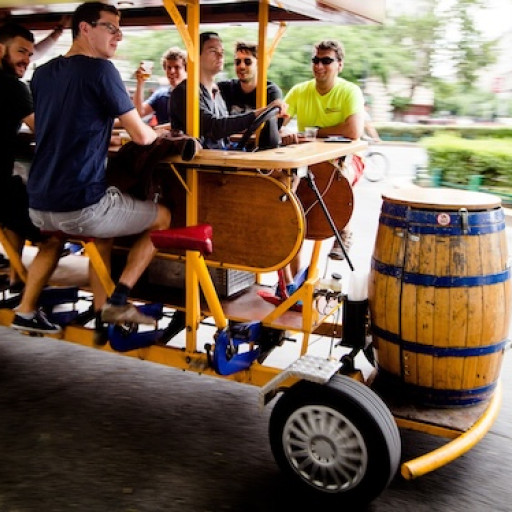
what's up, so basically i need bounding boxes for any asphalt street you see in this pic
[1,144,511,512]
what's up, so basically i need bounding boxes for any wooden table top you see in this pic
[160,139,367,170]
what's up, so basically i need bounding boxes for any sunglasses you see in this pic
[311,56,337,65]
[235,58,253,66]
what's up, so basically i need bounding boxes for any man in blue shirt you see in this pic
[134,46,187,125]
[11,2,171,334]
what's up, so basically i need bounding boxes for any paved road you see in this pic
[1,144,511,511]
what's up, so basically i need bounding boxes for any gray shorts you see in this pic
[29,187,158,239]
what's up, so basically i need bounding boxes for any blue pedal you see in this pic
[212,322,261,375]
[107,303,164,352]
[108,326,165,352]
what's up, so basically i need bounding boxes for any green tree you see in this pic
[120,0,498,109]
[444,0,497,86]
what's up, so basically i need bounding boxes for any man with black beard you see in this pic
[0,23,40,292]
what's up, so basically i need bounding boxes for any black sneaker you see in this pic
[11,309,62,334]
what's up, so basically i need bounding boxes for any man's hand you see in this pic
[135,63,149,84]
[254,99,288,118]
[279,125,299,146]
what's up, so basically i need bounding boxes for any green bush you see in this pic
[375,123,512,142]
[420,134,512,190]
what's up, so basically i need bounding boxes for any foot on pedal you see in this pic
[101,303,156,325]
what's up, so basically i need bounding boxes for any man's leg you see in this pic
[101,204,171,324]
[11,236,65,334]
[15,236,64,313]
[3,227,25,287]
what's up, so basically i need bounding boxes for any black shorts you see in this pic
[0,175,42,243]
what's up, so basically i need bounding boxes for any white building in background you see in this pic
[478,28,512,118]
[364,75,434,123]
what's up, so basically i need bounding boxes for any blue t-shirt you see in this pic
[28,55,134,211]
[147,86,171,124]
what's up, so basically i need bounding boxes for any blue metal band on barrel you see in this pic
[371,258,511,287]
[375,368,497,406]
[379,203,505,235]
[371,324,509,356]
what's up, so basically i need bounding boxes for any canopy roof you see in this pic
[0,0,385,30]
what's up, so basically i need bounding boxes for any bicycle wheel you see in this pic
[364,151,389,182]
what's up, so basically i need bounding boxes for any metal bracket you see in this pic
[258,355,341,409]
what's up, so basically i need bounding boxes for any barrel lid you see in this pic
[382,188,501,210]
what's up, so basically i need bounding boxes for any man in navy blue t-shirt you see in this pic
[11,2,171,335]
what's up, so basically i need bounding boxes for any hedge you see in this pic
[376,123,512,142]
[420,134,512,199]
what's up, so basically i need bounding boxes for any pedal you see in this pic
[212,323,261,375]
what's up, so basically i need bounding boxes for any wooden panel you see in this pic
[295,162,354,240]
[197,171,303,271]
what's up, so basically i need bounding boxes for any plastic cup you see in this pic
[120,130,131,145]
[140,60,154,80]
[304,126,318,140]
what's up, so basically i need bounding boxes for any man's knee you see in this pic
[152,204,171,231]
[40,236,66,255]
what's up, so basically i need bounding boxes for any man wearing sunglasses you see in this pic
[281,39,364,272]
[283,40,364,142]
[170,32,285,150]
[218,41,282,115]
[11,2,171,334]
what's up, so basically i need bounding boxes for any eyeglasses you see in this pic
[311,56,337,65]
[235,58,253,66]
[90,21,123,38]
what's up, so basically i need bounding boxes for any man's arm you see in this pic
[133,65,155,119]
[118,109,157,146]
[199,92,255,141]
[22,113,35,132]
[317,111,364,140]
[32,15,71,60]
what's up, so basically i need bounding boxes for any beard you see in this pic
[1,55,16,76]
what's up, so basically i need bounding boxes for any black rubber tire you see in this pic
[363,151,389,182]
[269,374,400,506]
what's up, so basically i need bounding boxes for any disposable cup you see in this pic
[304,126,318,140]
[140,60,154,80]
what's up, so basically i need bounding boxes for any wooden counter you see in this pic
[162,139,367,169]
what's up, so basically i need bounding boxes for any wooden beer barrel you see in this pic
[368,188,511,406]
